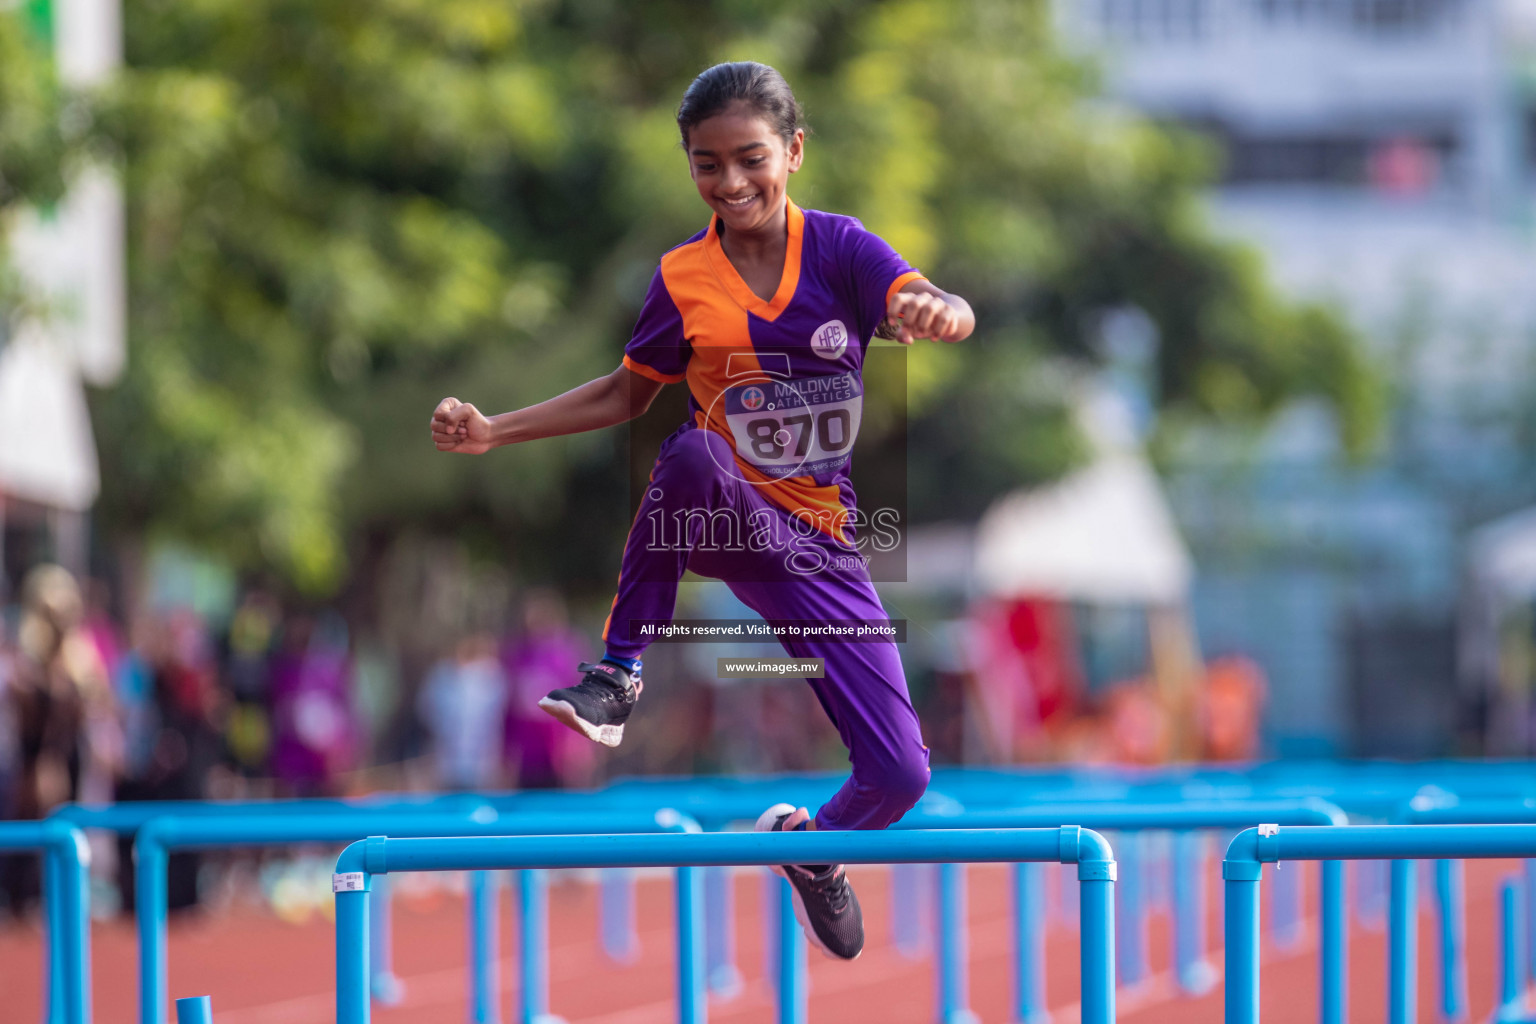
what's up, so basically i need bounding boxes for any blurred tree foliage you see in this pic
[0,6,73,319]
[88,0,1379,595]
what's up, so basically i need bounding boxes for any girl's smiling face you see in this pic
[686,101,803,235]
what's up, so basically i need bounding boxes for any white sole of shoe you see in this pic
[754,803,861,962]
[537,697,625,748]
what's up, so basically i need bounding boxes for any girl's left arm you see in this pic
[886,279,974,345]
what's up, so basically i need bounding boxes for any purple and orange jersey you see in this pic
[622,198,923,544]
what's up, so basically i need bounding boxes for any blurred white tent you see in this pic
[974,453,1192,604]
[0,333,99,512]
[974,387,1193,605]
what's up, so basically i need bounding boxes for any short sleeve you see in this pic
[844,222,925,342]
[622,268,689,383]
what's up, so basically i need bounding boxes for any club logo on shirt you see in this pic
[811,320,848,360]
[740,386,766,411]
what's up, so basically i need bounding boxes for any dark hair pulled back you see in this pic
[676,61,805,149]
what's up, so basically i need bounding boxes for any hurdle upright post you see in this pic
[676,865,706,1024]
[1497,876,1525,1024]
[892,862,931,957]
[44,841,67,1024]
[1223,830,1264,1024]
[762,869,780,993]
[1117,831,1148,988]
[1076,827,1118,1024]
[0,822,92,1024]
[515,869,556,1024]
[1355,859,1386,930]
[936,862,978,1024]
[335,862,371,1024]
[1320,859,1346,1024]
[1173,831,1217,996]
[599,869,640,963]
[468,870,501,1024]
[1525,859,1536,988]
[1013,861,1048,1024]
[775,876,807,1024]
[1434,859,1467,1022]
[64,832,91,1024]
[175,996,213,1024]
[369,875,404,1005]
[136,832,171,1024]
[1389,859,1417,1024]
[704,866,742,997]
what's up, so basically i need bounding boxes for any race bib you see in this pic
[722,373,863,479]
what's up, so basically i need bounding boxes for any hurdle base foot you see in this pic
[370,973,406,1007]
[708,965,745,1001]
[940,1010,981,1024]
[1177,960,1219,997]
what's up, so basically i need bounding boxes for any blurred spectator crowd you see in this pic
[0,564,600,916]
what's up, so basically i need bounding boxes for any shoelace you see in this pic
[581,674,638,703]
[805,867,852,914]
[790,863,851,914]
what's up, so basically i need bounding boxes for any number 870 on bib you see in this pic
[722,372,863,480]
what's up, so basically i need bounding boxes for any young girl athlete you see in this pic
[431,62,974,959]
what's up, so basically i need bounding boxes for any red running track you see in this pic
[0,859,1529,1022]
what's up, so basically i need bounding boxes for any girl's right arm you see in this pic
[431,363,667,454]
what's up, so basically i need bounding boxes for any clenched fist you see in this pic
[430,397,496,454]
[886,289,968,344]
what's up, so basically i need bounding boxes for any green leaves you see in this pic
[0,8,74,325]
[92,2,551,589]
[0,10,70,212]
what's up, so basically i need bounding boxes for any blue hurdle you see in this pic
[1496,875,1531,1024]
[1223,822,1536,1024]
[0,821,90,1024]
[174,996,212,1024]
[898,797,1348,1024]
[52,794,505,1008]
[138,808,697,1024]
[533,774,1393,1021]
[1399,794,1536,1020]
[133,807,498,1024]
[507,770,1536,1023]
[329,827,1118,1024]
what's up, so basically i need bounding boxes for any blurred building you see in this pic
[1057,0,1536,755]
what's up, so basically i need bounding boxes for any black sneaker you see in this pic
[537,661,642,748]
[755,802,864,961]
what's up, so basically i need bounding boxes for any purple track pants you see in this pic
[603,426,929,831]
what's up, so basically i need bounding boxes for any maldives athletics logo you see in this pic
[739,386,766,411]
[811,320,848,360]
